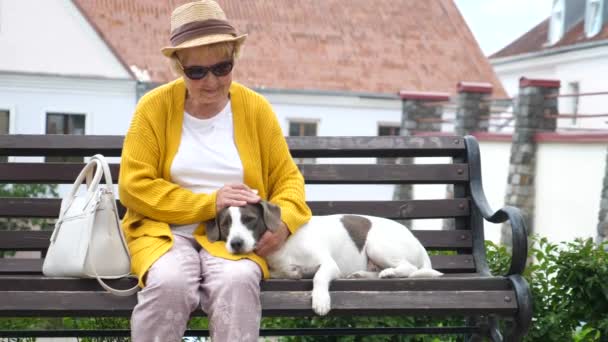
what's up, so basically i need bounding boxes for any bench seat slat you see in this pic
[0,198,469,219]
[0,255,476,275]
[0,290,516,317]
[0,163,469,184]
[0,135,466,158]
[0,230,473,251]
[0,276,511,292]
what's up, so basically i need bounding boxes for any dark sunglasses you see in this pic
[177,59,234,80]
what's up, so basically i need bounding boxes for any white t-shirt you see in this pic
[170,102,243,235]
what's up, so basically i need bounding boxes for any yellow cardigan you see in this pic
[118,79,312,287]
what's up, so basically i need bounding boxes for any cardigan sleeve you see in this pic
[118,104,217,225]
[261,103,312,233]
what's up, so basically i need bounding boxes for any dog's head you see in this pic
[205,201,282,254]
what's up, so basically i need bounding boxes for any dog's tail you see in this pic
[409,253,443,278]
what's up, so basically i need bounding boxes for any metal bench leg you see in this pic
[465,317,487,342]
[488,316,504,342]
[503,275,533,342]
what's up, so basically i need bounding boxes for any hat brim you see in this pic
[161,33,247,57]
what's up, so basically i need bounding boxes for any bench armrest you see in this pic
[464,136,528,276]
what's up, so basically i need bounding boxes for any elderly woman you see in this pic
[118,1,311,341]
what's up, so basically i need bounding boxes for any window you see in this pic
[0,110,8,162]
[378,124,400,136]
[288,120,318,164]
[585,0,604,37]
[549,0,565,44]
[289,121,317,137]
[46,113,85,163]
[377,124,400,164]
[565,81,580,124]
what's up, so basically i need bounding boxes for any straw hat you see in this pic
[161,0,247,57]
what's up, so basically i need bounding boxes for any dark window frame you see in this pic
[45,112,86,163]
[288,120,319,164]
[0,109,9,162]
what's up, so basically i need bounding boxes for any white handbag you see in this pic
[42,154,138,296]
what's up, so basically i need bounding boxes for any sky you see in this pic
[454,0,554,56]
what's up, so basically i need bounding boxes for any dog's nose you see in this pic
[230,238,244,252]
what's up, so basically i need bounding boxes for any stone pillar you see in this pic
[398,91,450,135]
[501,77,560,246]
[394,91,450,228]
[454,82,493,136]
[597,149,608,244]
[446,82,493,230]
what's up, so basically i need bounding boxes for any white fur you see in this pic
[224,211,442,316]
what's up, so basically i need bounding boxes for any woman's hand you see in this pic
[255,221,290,257]
[216,183,260,211]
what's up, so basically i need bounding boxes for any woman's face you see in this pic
[176,45,233,107]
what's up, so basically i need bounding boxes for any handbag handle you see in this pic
[90,154,115,190]
[71,158,105,198]
[89,154,139,296]
[52,158,104,242]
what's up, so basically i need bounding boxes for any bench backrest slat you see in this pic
[0,198,469,219]
[0,135,466,158]
[0,163,469,184]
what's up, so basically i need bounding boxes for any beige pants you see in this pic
[131,234,262,342]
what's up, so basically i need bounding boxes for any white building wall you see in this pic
[264,91,402,204]
[477,141,512,243]
[492,44,608,130]
[535,142,605,243]
[0,70,602,245]
[0,73,135,136]
[263,91,606,243]
[0,0,130,79]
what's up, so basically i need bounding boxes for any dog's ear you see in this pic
[259,201,282,232]
[205,218,221,242]
[206,208,228,242]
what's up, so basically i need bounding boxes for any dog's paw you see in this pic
[379,268,397,278]
[269,265,303,279]
[311,289,331,316]
[286,265,304,279]
[346,271,379,279]
[346,271,365,279]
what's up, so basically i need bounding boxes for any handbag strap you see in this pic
[91,266,140,296]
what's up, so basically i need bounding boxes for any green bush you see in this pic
[0,183,58,257]
[487,237,608,342]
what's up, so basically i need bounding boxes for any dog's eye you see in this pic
[242,216,255,224]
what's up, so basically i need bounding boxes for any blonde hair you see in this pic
[168,41,243,77]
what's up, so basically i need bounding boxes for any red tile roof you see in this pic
[491,19,608,59]
[74,0,505,96]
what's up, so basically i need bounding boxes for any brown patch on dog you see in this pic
[207,208,232,242]
[238,204,267,241]
[217,209,232,240]
[341,215,371,252]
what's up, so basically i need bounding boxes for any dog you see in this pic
[206,201,442,316]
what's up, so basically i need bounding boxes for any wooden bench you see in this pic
[0,134,532,341]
